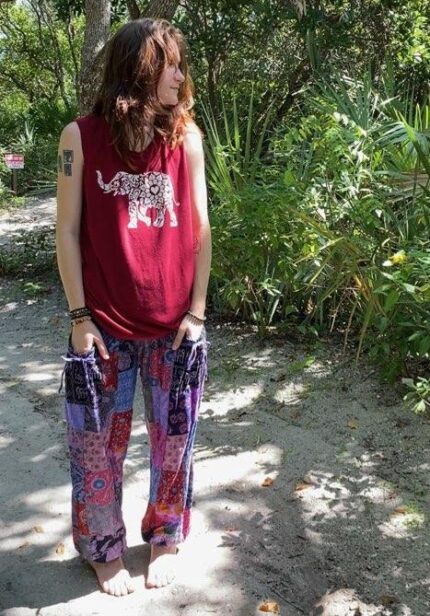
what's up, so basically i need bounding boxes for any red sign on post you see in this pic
[4,153,25,169]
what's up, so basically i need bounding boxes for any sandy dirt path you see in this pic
[1,196,430,616]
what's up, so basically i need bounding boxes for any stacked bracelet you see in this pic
[70,306,92,327]
[69,306,92,320]
[186,310,206,325]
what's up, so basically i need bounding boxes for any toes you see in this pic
[126,575,135,593]
[148,569,174,588]
[146,572,158,588]
[146,552,177,588]
[146,574,155,588]
[114,576,126,597]
[117,574,129,596]
[121,577,130,596]
[101,574,130,596]
[91,559,135,597]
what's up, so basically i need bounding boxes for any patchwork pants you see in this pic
[62,324,209,563]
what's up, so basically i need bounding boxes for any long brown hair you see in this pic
[93,18,195,166]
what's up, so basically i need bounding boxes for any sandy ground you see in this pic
[1,197,430,616]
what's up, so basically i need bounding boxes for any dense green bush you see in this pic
[204,78,430,411]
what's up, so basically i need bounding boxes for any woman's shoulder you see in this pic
[59,120,81,150]
[184,120,203,139]
[60,114,104,139]
[182,121,204,157]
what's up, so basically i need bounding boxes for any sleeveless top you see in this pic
[76,114,195,340]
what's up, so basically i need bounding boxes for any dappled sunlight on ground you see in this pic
[1,278,430,613]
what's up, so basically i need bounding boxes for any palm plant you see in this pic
[200,87,275,196]
[297,74,430,371]
[200,89,284,327]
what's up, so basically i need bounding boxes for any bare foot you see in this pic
[146,544,178,588]
[87,557,135,596]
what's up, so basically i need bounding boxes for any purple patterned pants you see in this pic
[62,325,209,563]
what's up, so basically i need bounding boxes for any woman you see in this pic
[56,18,211,597]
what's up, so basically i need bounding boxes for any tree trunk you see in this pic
[126,0,181,20]
[126,0,141,19]
[79,0,111,115]
[143,0,180,21]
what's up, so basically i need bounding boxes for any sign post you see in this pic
[4,153,25,195]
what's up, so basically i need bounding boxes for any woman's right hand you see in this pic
[71,320,110,359]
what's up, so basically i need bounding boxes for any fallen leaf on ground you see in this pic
[294,479,313,491]
[258,600,280,613]
[262,477,274,487]
[18,542,31,549]
[33,525,44,533]
[347,418,359,429]
[56,542,65,556]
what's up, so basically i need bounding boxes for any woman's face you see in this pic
[157,44,185,106]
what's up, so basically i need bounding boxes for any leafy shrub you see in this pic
[205,75,430,393]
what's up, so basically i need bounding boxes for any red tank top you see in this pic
[76,114,195,340]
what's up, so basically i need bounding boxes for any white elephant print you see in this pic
[96,170,179,229]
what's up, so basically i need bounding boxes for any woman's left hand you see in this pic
[172,315,204,350]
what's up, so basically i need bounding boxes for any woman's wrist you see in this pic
[69,306,93,327]
[71,315,93,327]
[188,304,206,320]
[185,310,206,326]
[69,306,91,318]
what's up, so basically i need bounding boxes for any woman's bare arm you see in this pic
[171,122,212,350]
[184,123,212,320]
[56,122,86,310]
[56,122,109,357]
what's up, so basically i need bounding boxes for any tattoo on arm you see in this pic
[63,149,74,163]
[63,149,74,176]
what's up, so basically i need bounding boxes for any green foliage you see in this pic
[201,88,274,194]
[0,227,56,277]
[0,2,82,201]
[403,376,430,415]
[0,146,12,206]
[202,89,306,329]
[205,70,430,403]
[388,0,430,99]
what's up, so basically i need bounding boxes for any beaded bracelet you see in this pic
[69,306,92,320]
[186,310,206,325]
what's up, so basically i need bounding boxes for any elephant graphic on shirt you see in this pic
[96,170,179,229]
